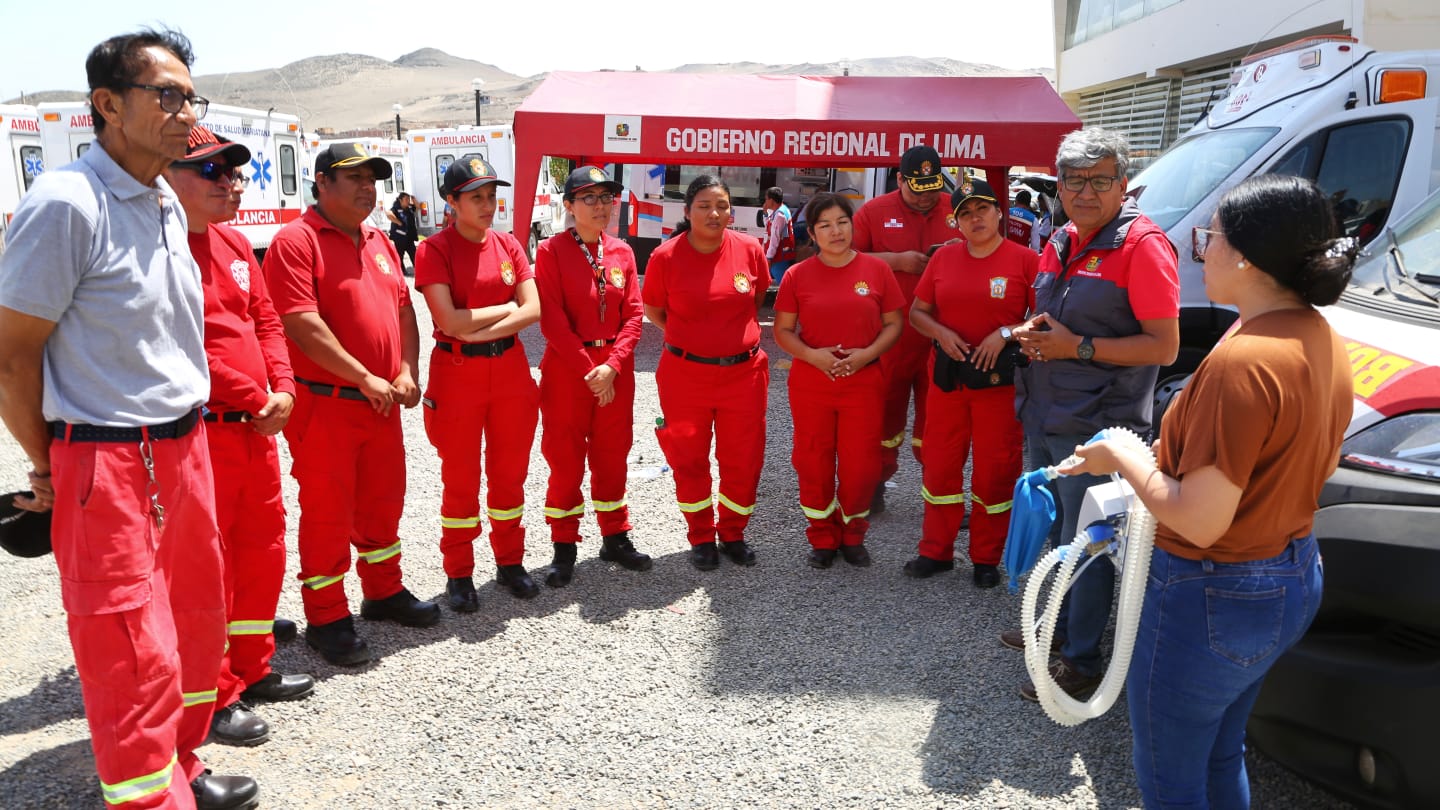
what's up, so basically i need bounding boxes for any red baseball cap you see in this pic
[175,126,251,167]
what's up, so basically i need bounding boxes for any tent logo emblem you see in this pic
[615,123,630,137]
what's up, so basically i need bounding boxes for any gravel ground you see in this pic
[0,297,1353,809]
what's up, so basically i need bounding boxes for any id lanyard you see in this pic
[570,227,607,323]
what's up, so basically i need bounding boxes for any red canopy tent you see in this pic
[511,71,1080,231]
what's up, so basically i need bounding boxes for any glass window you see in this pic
[435,154,454,195]
[1312,119,1411,243]
[76,142,90,159]
[20,145,43,191]
[279,145,297,196]
[664,165,764,207]
[393,161,405,192]
[1129,127,1279,230]
[383,173,394,194]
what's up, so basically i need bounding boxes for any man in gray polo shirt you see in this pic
[0,29,258,810]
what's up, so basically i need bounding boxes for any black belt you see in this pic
[295,377,369,402]
[203,410,252,423]
[582,339,617,348]
[436,336,516,357]
[50,409,201,443]
[664,343,759,366]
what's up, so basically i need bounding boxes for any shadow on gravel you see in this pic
[0,737,100,808]
[0,667,84,736]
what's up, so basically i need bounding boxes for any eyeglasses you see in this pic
[180,161,246,186]
[123,83,209,119]
[1060,174,1120,193]
[1192,227,1223,261]
[575,193,615,207]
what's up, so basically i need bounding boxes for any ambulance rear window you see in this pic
[20,146,43,191]
[279,145,298,196]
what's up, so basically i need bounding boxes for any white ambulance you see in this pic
[406,125,563,253]
[0,104,42,247]
[37,101,306,256]
[1130,35,1440,374]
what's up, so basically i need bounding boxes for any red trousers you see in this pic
[788,362,883,549]
[50,426,226,809]
[654,349,768,545]
[285,391,407,626]
[539,347,633,543]
[423,345,538,573]
[879,322,931,481]
[207,422,286,709]
[918,382,1023,565]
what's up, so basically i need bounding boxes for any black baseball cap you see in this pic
[951,177,999,211]
[564,165,622,200]
[899,146,944,193]
[174,126,250,167]
[315,142,393,180]
[0,493,52,558]
[442,156,511,197]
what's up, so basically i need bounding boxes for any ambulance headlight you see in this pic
[1339,413,1440,482]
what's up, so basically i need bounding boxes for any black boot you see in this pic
[871,482,888,515]
[497,564,540,599]
[544,542,578,587]
[190,770,259,810]
[599,532,653,571]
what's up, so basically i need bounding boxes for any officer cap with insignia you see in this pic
[314,142,394,180]
[950,177,999,212]
[441,156,512,197]
[0,493,52,558]
[563,165,623,201]
[899,145,945,193]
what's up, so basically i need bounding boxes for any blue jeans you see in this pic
[1127,535,1323,809]
[769,259,795,285]
[1028,431,1111,675]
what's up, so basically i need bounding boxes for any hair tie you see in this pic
[1326,236,1359,259]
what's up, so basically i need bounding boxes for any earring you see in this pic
[1237,260,1248,269]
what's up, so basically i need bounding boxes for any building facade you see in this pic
[1052,0,1440,168]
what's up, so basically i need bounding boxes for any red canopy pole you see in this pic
[982,165,1009,213]
[512,115,540,241]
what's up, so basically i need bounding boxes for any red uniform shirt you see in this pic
[193,223,294,413]
[263,208,411,386]
[774,252,904,348]
[916,240,1039,345]
[414,225,533,341]
[642,229,768,357]
[851,189,957,303]
[535,230,643,376]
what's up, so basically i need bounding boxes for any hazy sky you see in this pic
[2,0,1057,102]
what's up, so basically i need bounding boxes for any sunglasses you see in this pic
[179,161,248,187]
[1192,226,1222,262]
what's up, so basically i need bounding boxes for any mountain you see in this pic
[6,50,1053,136]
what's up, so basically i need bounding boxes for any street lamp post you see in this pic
[392,103,403,140]
[472,78,485,126]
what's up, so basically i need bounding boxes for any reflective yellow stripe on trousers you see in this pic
[717,494,754,516]
[922,485,965,506]
[182,689,217,708]
[800,498,838,521]
[440,514,480,529]
[971,493,1014,514]
[543,504,585,520]
[488,505,524,521]
[358,540,401,564]
[592,496,628,513]
[677,496,713,513]
[100,753,177,805]
[227,619,273,636]
[302,574,344,590]
[880,431,905,449]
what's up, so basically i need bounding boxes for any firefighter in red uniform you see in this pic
[416,157,542,609]
[534,166,652,586]
[642,175,770,570]
[907,178,1039,588]
[264,143,439,668]
[851,145,958,512]
[163,127,316,749]
[773,192,904,568]
[0,30,259,809]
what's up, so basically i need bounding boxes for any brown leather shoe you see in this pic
[1020,657,1102,702]
[999,627,1065,654]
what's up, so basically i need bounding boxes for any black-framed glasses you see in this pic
[575,193,615,207]
[1060,174,1120,193]
[179,161,244,186]
[123,83,209,119]
[1192,226,1223,262]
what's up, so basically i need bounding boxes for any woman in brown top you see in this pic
[1065,174,1357,809]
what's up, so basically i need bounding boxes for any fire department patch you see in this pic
[732,273,751,294]
[470,158,485,175]
[376,254,391,275]
[589,167,607,183]
[1086,256,1102,272]
[230,259,250,291]
[501,261,516,285]
[989,277,1007,298]
[961,182,974,195]
[854,281,871,296]
[921,161,934,176]
[609,267,625,288]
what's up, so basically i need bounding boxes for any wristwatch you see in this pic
[999,326,1014,341]
[1076,336,1096,362]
